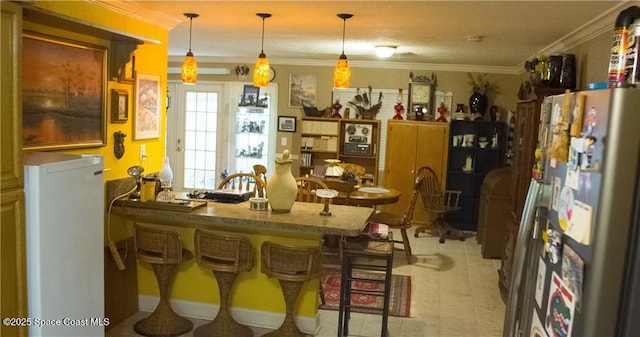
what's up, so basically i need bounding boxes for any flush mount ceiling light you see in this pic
[253,13,272,88]
[333,13,353,89]
[375,45,397,58]
[181,13,199,85]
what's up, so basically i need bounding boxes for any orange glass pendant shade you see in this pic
[253,53,270,87]
[181,51,197,85]
[333,14,353,89]
[334,55,351,88]
[181,13,199,84]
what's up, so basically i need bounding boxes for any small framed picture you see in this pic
[240,85,260,106]
[278,116,297,132]
[111,89,128,123]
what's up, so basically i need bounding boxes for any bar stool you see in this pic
[193,229,254,337]
[133,223,193,337]
[338,232,394,337]
[261,241,322,337]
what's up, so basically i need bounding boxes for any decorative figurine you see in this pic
[436,102,449,122]
[393,88,404,120]
[331,99,342,118]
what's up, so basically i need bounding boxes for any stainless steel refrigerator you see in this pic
[503,88,640,337]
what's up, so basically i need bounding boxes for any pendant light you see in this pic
[334,13,353,89]
[181,13,199,85]
[253,13,272,87]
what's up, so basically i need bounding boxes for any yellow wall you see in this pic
[27,1,169,182]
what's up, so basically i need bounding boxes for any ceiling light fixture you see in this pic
[375,45,397,58]
[253,13,272,87]
[334,13,353,89]
[181,13,199,85]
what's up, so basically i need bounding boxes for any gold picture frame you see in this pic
[22,32,107,150]
[110,89,128,123]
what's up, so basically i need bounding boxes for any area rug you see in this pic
[319,267,412,317]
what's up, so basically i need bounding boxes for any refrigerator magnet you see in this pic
[562,245,584,311]
[565,200,593,245]
[557,186,575,231]
[545,271,576,337]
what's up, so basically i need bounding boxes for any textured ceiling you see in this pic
[104,1,633,73]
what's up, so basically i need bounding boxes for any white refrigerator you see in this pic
[24,152,105,337]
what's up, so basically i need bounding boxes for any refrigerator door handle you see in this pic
[503,179,550,337]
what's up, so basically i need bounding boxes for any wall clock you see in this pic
[408,80,435,120]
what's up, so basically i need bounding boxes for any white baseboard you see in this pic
[138,295,320,334]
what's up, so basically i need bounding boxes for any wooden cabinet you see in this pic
[446,120,506,231]
[382,120,449,225]
[1,2,28,336]
[300,117,380,181]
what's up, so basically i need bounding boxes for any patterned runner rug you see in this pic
[319,267,412,317]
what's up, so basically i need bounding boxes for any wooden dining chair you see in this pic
[218,173,267,197]
[294,176,329,203]
[252,164,268,183]
[414,166,463,243]
[367,175,425,264]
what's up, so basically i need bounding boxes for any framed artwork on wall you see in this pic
[278,116,297,132]
[134,73,161,140]
[22,33,107,150]
[118,55,135,83]
[110,89,128,123]
[289,73,317,108]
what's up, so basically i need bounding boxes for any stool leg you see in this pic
[263,280,310,337]
[381,254,393,337]
[338,254,353,337]
[194,271,252,337]
[134,264,193,337]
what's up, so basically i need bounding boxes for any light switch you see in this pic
[281,137,287,146]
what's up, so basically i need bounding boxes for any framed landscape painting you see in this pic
[22,33,107,150]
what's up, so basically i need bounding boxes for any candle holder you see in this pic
[315,189,338,216]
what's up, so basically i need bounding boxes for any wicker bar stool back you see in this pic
[193,229,254,337]
[261,241,321,337]
[133,223,193,337]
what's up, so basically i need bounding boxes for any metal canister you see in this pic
[141,175,157,202]
[607,6,640,87]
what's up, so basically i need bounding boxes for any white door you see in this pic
[167,83,227,193]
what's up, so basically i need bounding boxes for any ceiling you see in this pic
[103,1,633,74]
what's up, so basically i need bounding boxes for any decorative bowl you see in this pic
[303,106,325,117]
[479,141,489,148]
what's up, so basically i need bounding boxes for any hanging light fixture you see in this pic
[181,13,199,85]
[334,13,353,89]
[253,13,272,87]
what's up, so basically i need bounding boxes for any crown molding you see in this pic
[517,1,629,71]
[90,0,180,30]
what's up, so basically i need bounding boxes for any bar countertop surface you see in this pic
[112,199,375,237]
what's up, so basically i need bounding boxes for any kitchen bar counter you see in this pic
[109,197,375,334]
[112,199,374,237]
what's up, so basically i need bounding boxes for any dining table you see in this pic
[335,185,402,208]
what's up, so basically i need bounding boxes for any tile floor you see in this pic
[106,229,505,337]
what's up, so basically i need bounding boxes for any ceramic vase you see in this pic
[267,149,297,213]
[469,92,488,117]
